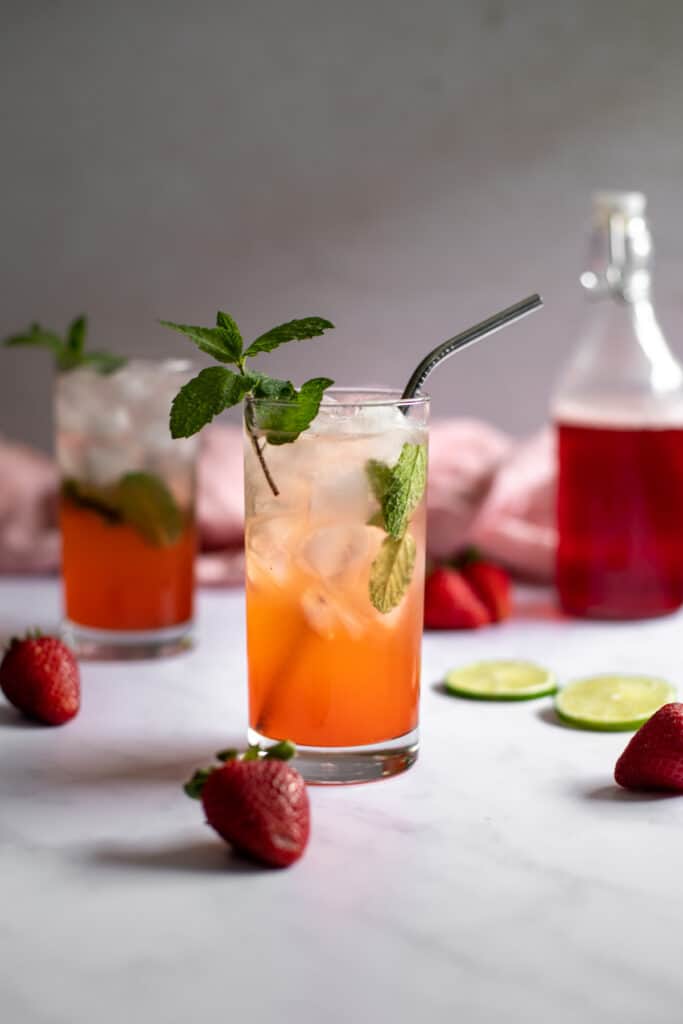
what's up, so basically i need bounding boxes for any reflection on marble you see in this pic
[1,580,682,1024]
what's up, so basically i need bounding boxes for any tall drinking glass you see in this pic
[56,359,198,658]
[244,389,429,783]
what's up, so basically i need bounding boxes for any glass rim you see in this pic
[245,386,430,409]
[55,356,198,376]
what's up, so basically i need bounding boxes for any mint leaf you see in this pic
[170,365,254,437]
[216,310,242,348]
[366,459,393,505]
[62,478,122,522]
[369,533,417,613]
[67,316,87,356]
[250,374,297,400]
[243,317,334,358]
[159,320,243,364]
[62,472,183,546]
[383,443,427,540]
[366,445,426,611]
[253,376,334,444]
[117,472,183,545]
[4,323,63,355]
[3,318,125,375]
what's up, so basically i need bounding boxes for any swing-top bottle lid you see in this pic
[582,189,652,301]
[592,190,646,220]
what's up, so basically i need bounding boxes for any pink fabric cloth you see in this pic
[0,439,59,574]
[0,421,556,583]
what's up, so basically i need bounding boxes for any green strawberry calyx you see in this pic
[183,741,296,799]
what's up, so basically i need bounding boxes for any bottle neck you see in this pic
[580,209,653,304]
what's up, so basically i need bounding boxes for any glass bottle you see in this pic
[553,191,683,619]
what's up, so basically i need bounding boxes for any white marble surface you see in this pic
[1,578,682,1024]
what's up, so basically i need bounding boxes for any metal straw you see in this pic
[401,293,543,401]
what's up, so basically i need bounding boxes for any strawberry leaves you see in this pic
[184,742,297,798]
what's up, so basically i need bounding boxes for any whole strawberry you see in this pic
[615,703,683,792]
[423,566,491,629]
[460,552,512,623]
[185,741,310,868]
[0,633,80,725]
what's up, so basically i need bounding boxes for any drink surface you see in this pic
[245,397,427,748]
[55,361,197,631]
[556,419,683,618]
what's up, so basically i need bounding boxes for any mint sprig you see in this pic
[366,442,427,613]
[3,317,126,374]
[160,309,335,495]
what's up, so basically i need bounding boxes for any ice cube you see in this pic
[308,454,371,523]
[140,420,179,455]
[55,394,90,434]
[86,443,143,485]
[245,443,313,517]
[87,404,132,439]
[110,362,158,403]
[300,586,365,639]
[56,434,86,479]
[245,516,298,585]
[299,524,373,582]
[54,367,103,434]
[307,400,409,437]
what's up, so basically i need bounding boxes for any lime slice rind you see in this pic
[444,660,557,702]
[554,674,676,732]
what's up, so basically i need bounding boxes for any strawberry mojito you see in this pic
[243,390,429,781]
[56,358,198,658]
[162,310,429,782]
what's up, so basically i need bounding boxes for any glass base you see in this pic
[247,727,419,785]
[61,620,194,660]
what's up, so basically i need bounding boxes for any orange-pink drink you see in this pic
[55,358,198,658]
[244,389,429,781]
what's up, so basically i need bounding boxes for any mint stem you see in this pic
[239,364,279,497]
[251,434,279,497]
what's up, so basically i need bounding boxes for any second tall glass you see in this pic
[56,358,198,658]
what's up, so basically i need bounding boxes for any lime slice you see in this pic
[444,660,557,701]
[555,674,676,731]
